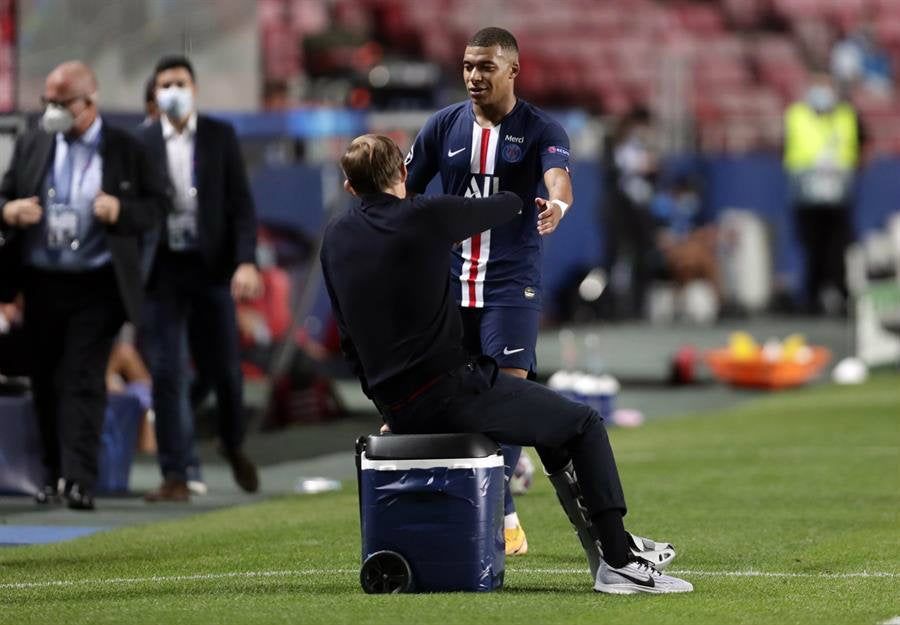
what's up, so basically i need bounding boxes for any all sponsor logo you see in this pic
[465,175,501,198]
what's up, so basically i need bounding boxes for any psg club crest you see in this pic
[502,142,523,163]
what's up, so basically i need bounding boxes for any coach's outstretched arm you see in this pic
[423,191,522,244]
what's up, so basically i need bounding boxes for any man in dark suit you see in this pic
[137,55,262,502]
[0,60,164,510]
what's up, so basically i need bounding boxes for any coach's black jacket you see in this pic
[0,121,165,323]
[320,190,522,405]
[136,115,257,283]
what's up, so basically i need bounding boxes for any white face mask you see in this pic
[806,86,836,113]
[157,87,194,122]
[40,104,75,134]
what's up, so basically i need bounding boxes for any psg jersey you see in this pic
[405,99,570,309]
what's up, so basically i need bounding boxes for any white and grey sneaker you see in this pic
[594,558,694,594]
[627,532,677,570]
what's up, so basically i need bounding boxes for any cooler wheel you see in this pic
[360,550,413,594]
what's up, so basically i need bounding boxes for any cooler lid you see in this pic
[360,433,501,460]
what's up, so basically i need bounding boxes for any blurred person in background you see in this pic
[0,297,26,380]
[140,75,160,127]
[601,106,659,319]
[831,19,892,98]
[650,175,721,311]
[784,72,860,315]
[405,27,574,557]
[0,60,164,510]
[138,55,263,502]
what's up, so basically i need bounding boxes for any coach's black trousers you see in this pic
[23,266,125,490]
[378,357,627,517]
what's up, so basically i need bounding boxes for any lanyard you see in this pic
[49,138,100,205]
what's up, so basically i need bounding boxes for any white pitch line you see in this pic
[1,567,897,591]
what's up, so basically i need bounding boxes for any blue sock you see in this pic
[502,444,522,516]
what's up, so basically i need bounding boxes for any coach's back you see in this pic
[320,191,521,403]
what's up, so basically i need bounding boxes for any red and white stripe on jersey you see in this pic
[459,123,500,308]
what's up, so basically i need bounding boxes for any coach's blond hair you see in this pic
[340,134,404,195]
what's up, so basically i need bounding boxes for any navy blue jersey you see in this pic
[405,99,570,309]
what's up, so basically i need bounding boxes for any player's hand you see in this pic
[231,262,264,301]
[2,197,42,226]
[535,197,563,236]
[380,423,392,433]
[93,192,121,224]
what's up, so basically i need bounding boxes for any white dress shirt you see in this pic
[161,112,199,250]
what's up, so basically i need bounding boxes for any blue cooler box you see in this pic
[356,433,505,593]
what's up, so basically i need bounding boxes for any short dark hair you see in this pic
[341,134,404,195]
[467,27,518,53]
[154,55,196,83]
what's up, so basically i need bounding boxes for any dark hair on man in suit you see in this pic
[154,55,196,82]
[340,134,404,195]
[467,27,518,53]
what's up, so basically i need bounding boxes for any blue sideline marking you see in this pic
[0,525,108,546]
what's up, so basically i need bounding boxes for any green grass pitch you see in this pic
[2,375,898,625]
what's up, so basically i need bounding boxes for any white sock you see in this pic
[504,512,520,530]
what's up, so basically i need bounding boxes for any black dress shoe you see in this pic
[34,480,62,505]
[64,482,95,511]
[220,447,259,493]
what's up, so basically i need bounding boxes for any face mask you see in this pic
[806,86,836,113]
[157,87,194,121]
[40,104,75,134]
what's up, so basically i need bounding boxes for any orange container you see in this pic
[704,347,832,389]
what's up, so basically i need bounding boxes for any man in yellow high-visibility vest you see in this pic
[784,73,860,315]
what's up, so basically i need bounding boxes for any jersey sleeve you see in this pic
[405,113,441,194]
[539,120,571,174]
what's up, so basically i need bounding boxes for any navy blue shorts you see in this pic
[459,306,540,374]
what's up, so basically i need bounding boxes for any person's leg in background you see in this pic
[142,277,193,502]
[189,279,258,493]
[55,273,124,509]
[795,207,826,314]
[822,207,852,313]
[22,274,66,502]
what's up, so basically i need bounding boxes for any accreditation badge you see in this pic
[167,211,198,251]
[46,202,80,250]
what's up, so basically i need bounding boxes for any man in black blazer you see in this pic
[137,55,262,501]
[0,61,164,510]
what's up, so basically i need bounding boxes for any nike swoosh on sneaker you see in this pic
[615,569,655,588]
[503,347,525,355]
[447,147,466,157]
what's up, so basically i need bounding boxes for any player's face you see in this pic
[463,45,518,107]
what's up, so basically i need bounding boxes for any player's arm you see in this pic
[405,114,441,195]
[422,191,522,244]
[536,121,574,236]
[536,166,573,236]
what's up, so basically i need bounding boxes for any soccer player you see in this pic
[404,26,567,556]
[321,133,693,593]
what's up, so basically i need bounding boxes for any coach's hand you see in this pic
[2,197,43,227]
[231,262,264,301]
[535,197,564,236]
[93,192,121,225]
